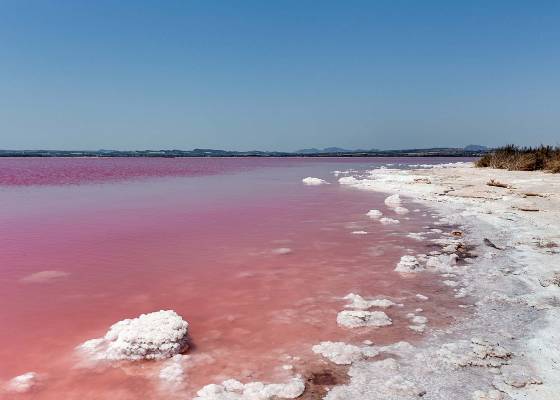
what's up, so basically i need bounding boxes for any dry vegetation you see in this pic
[476,145,560,173]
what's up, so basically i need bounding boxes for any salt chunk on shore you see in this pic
[337,310,392,328]
[302,177,328,185]
[366,209,383,219]
[416,294,429,300]
[312,342,375,365]
[395,255,422,273]
[384,194,402,207]
[194,377,305,400]
[77,310,189,361]
[351,230,368,235]
[6,372,38,393]
[380,217,400,225]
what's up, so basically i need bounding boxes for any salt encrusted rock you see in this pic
[194,377,305,400]
[302,177,328,185]
[337,310,392,328]
[380,217,400,225]
[312,341,379,365]
[351,230,368,235]
[77,310,189,361]
[416,293,429,300]
[6,372,38,393]
[343,293,396,310]
[384,194,402,207]
[395,255,423,273]
[324,358,425,399]
[366,209,383,219]
[443,280,459,287]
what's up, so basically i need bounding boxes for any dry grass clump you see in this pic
[476,145,560,173]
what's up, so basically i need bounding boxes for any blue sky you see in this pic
[1,0,559,151]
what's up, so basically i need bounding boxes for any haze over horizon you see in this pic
[1,1,559,151]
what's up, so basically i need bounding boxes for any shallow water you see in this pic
[0,157,470,399]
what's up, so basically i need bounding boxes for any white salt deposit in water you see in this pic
[337,310,392,328]
[380,217,400,225]
[395,255,422,273]
[5,372,38,393]
[366,209,383,219]
[343,293,396,310]
[302,177,328,185]
[77,310,189,361]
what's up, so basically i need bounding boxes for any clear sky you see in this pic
[1,1,559,151]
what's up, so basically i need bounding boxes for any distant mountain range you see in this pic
[0,145,489,158]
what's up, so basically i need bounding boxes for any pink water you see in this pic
[0,157,470,399]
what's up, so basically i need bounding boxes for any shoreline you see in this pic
[329,163,560,399]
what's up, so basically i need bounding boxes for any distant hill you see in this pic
[0,146,489,158]
[464,145,488,151]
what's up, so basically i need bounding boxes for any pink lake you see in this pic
[0,157,470,399]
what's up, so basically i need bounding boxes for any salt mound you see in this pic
[302,177,328,185]
[366,209,383,219]
[395,255,423,273]
[337,310,392,328]
[312,341,378,365]
[6,372,38,393]
[77,310,189,361]
[195,377,305,400]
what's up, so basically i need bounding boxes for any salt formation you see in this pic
[393,206,410,215]
[351,230,368,235]
[379,217,400,225]
[343,293,396,310]
[302,177,328,185]
[395,255,422,273]
[5,372,38,393]
[366,209,383,219]
[337,310,392,328]
[194,377,305,400]
[384,194,402,207]
[312,341,379,365]
[159,355,186,388]
[77,310,189,361]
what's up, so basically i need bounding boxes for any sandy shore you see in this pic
[322,163,560,400]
